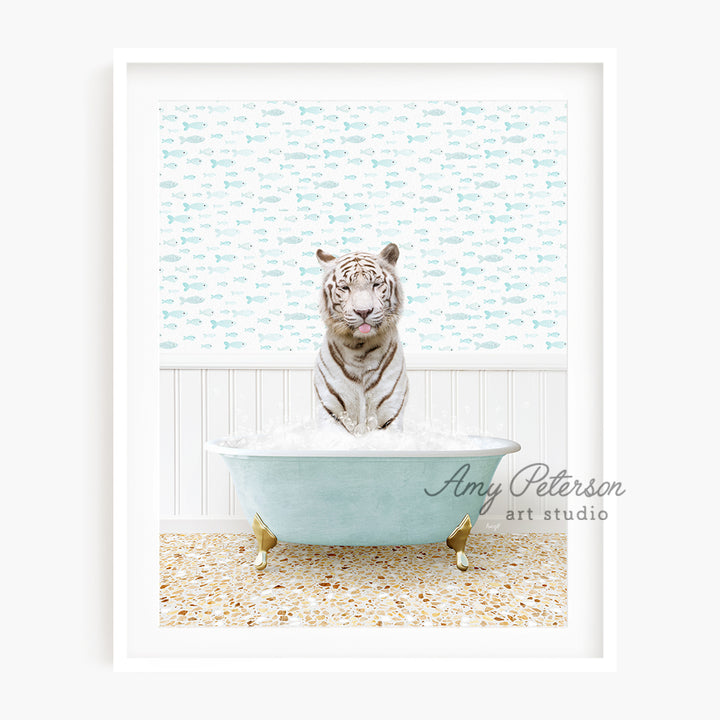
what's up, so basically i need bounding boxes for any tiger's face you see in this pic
[316,243,404,340]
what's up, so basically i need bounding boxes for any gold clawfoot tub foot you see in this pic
[251,513,277,571]
[446,514,473,571]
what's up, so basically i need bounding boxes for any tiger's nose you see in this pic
[354,308,372,319]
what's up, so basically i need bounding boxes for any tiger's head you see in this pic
[315,243,404,341]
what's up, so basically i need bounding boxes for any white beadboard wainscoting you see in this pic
[160,362,567,534]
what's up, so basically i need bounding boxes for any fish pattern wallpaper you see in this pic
[158,100,567,354]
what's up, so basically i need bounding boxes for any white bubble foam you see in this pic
[216,419,499,452]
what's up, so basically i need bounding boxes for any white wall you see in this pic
[3,1,716,716]
[159,366,567,532]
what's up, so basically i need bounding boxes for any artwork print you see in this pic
[158,100,567,355]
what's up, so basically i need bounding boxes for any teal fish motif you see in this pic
[445,312,470,320]
[284,313,311,320]
[157,99,566,353]
[533,159,557,168]
[183,282,206,291]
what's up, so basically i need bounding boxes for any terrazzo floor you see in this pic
[160,532,566,628]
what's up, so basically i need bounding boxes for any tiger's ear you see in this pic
[378,243,399,266]
[316,249,337,267]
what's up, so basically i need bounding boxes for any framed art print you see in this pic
[114,49,617,671]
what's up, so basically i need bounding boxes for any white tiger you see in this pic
[313,243,409,434]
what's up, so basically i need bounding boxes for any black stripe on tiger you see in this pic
[328,340,361,383]
[357,343,381,359]
[389,275,401,311]
[316,364,346,411]
[324,280,342,316]
[313,385,353,434]
[379,385,408,429]
[376,362,404,410]
[365,340,397,392]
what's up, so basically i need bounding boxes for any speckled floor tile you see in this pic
[159,533,566,627]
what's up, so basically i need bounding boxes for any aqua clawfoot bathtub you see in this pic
[206,436,520,571]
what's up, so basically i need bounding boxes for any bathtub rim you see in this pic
[205,434,521,458]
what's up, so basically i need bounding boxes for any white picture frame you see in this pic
[114,48,617,671]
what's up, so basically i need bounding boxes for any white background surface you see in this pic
[122,57,602,663]
[1,1,716,717]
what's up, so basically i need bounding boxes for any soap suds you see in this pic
[215,419,504,452]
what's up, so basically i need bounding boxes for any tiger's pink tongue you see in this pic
[359,323,372,334]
